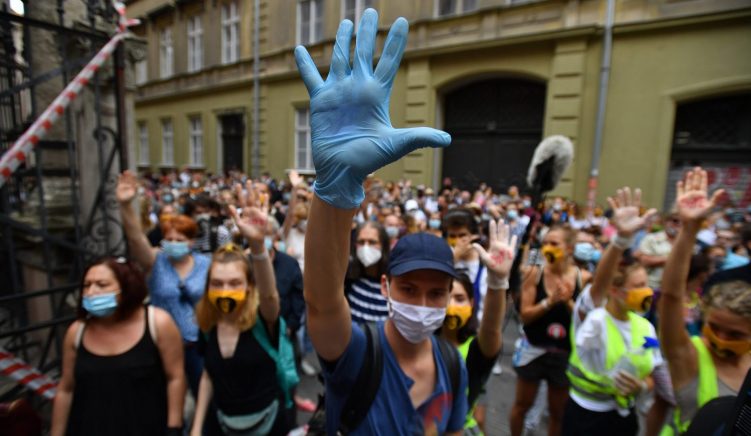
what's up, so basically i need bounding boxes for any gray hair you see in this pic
[703,280,751,320]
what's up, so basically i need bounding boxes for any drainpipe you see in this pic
[587,0,615,212]
[251,0,260,178]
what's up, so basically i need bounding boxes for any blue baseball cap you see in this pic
[387,233,458,278]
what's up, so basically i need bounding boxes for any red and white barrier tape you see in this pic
[0,348,57,401]
[0,1,139,188]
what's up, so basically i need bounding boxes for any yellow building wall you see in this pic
[593,17,751,209]
[135,84,253,172]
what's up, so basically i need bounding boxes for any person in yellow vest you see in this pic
[438,219,517,435]
[658,167,751,435]
[562,186,663,436]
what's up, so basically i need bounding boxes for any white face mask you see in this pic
[356,245,382,268]
[386,281,446,344]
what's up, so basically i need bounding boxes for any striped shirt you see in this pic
[346,277,389,324]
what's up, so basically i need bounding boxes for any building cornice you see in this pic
[134,4,751,105]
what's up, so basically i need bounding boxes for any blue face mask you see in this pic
[574,242,596,262]
[385,226,400,239]
[428,219,442,230]
[161,240,191,260]
[507,210,519,220]
[590,249,601,263]
[276,241,287,253]
[264,236,273,251]
[82,292,119,318]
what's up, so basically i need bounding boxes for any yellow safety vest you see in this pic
[567,311,654,410]
[458,337,483,435]
[659,336,719,436]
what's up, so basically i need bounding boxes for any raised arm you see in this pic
[117,171,157,274]
[659,168,724,388]
[473,220,517,358]
[294,9,451,361]
[229,188,281,324]
[588,187,656,310]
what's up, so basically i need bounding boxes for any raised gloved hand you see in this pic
[294,9,452,209]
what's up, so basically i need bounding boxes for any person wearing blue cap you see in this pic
[295,8,469,435]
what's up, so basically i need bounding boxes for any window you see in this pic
[189,116,204,166]
[343,0,374,24]
[135,59,147,85]
[161,119,174,165]
[187,15,203,73]
[159,28,173,78]
[138,122,149,165]
[436,0,477,16]
[298,0,323,45]
[221,2,240,64]
[295,108,313,170]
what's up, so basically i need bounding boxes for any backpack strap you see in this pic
[339,322,382,434]
[435,336,461,402]
[74,320,86,350]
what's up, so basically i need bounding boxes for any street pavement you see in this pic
[293,309,550,436]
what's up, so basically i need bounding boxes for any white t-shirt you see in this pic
[571,286,663,416]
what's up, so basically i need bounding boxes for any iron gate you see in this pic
[442,78,546,193]
[0,0,128,406]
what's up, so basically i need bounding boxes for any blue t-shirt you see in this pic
[322,322,468,435]
[147,251,210,342]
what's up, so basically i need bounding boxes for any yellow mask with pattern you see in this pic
[207,288,247,314]
[444,305,472,330]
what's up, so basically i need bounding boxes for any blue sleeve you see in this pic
[320,322,367,435]
[446,355,469,433]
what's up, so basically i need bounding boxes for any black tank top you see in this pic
[66,307,167,436]
[523,268,581,352]
[203,324,281,416]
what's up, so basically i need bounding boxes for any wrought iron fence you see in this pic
[0,0,127,405]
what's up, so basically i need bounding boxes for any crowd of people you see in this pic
[45,8,751,436]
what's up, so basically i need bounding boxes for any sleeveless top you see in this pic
[523,268,581,352]
[202,325,281,416]
[147,251,210,342]
[66,308,167,436]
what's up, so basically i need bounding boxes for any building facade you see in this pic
[128,0,751,209]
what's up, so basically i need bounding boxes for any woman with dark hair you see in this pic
[51,257,185,436]
[117,170,211,396]
[346,221,391,323]
[438,219,517,434]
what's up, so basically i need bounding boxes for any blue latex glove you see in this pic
[294,9,452,209]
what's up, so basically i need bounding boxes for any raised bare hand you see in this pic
[116,170,138,205]
[228,205,268,246]
[473,220,517,278]
[606,187,657,237]
[676,167,724,224]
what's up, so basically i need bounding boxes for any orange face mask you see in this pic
[444,305,472,330]
[702,324,751,358]
[541,245,564,264]
[447,237,458,248]
[625,287,654,314]
[207,288,247,314]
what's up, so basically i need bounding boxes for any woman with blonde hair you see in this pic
[190,197,293,436]
[659,167,751,435]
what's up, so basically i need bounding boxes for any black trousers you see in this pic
[561,397,638,436]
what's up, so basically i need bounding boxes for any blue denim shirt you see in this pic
[147,251,210,342]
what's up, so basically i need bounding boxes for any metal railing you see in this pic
[0,0,127,405]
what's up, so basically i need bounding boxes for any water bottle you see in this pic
[609,336,659,383]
